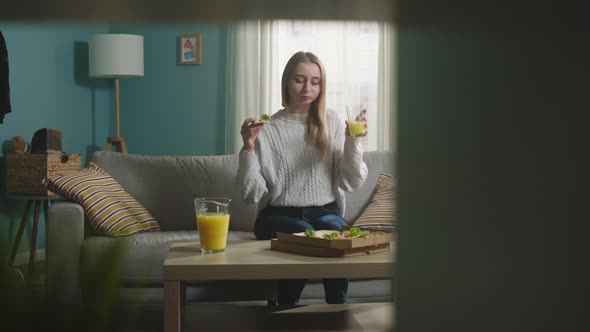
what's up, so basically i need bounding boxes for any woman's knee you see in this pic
[255,215,313,239]
[284,219,315,233]
[315,214,347,231]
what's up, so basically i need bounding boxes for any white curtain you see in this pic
[377,22,395,151]
[226,20,395,153]
[225,20,274,154]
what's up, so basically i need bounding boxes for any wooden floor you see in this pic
[3,261,394,332]
[120,301,394,332]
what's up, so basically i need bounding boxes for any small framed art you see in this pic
[179,34,202,65]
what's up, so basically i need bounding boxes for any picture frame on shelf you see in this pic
[179,34,202,65]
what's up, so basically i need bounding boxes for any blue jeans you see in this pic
[254,202,349,305]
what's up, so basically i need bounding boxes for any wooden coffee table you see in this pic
[163,240,395,332]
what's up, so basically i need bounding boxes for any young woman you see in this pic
[235,51,368,305]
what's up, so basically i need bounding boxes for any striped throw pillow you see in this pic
[352,173,397,231]
[43,162,160,236]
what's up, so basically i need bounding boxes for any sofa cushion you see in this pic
[80,231,256,283]
[352,173,397,231]
[90,152,259,232]
[43,163,160,236]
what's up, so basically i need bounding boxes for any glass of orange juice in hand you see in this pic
[194,197,231,254]
[346,106,367,137]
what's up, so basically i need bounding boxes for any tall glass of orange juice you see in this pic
[194,197,231,254]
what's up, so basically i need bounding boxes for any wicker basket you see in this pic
[4,153,82,196]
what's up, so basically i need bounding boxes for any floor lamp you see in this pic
[89,34,144,153]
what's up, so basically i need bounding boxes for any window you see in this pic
[270,20,383,151]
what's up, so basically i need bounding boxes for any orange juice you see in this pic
[197,213,230,251]
[348,120,366,137]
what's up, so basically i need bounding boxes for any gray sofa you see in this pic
[46,150,394,304]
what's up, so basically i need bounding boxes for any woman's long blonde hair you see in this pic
[281,51,330,158]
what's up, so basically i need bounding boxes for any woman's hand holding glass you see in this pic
[240,118,266,152]
[345,109,368,137]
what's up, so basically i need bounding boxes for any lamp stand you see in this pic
[105,78,128,153]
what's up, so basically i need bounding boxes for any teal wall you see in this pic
[111,23,228,156]
[0,22,229,255]
[0,23,111,158]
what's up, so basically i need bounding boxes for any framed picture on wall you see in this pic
[179,34,202,65]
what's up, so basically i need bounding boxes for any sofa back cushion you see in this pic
[91,152,258,232]
[90,151,395,232]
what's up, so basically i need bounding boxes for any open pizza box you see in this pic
[270,229,394,257]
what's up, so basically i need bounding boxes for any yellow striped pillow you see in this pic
[352,173,397,231]
[43,162,160,236]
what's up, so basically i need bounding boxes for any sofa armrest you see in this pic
[46,201,84,304]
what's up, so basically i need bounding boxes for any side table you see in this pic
[6,193,63,282]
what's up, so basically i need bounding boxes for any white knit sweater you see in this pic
[235,108,368,218]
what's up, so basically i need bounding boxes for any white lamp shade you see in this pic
[89,34,144,78]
